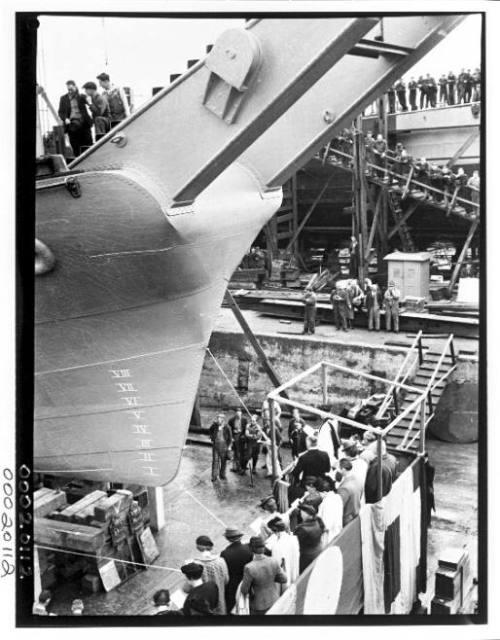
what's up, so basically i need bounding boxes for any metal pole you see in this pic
[419,398,426,454]
[322,363,328,406]
[377,434,383,502]
[268,398,278,481]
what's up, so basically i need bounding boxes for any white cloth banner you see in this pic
[359,501,385,614]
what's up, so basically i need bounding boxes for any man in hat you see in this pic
[228,408,248,473]
[181,562,219,616]
[209,413,232,481]
[365,283,382,331]
[383,281,401,332]
[336,458,364,526]
[220,527,253,613]
[186,535,229,615]
[240,536,287,614]
[291,435,331,486]
[32,589,56,616]
[96,72,131,128]
[294,504,325,573]
[57,80,93,158]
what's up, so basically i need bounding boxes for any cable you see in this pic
[205,348,253,418]
[35,543,181,573]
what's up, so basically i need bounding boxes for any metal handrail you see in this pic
[424,334,455,413]
[323,147,480,212]
[376,330,423,420]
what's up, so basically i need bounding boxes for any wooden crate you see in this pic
[94,492,133,522]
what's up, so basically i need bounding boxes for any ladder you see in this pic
[387,190,416,251]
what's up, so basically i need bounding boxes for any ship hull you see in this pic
[35,164,282,485]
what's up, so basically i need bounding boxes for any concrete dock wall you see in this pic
[200,331,409,413]
[200,331,479,443]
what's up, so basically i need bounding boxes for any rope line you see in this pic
[183,490,227,528]
[35,543,182,573]
[206,348,253,418]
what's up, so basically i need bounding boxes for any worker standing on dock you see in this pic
[302,288,317,335]
[228,408,247,473]
[209,413,232,482]
[383,281,401,332]
[366,283,382,331]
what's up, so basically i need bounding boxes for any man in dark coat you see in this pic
[57,80,93,158]
[288,408,307,459]
[209,413,232,481]
[181,562,219,616]
[464,69,473,103]
[394,79,407,112]
[408,77,418,110]
[291,435,331,486]
[294,504,325,573]
[82,81,110,141]
[363,437,398,504]
[220,527,253,613]
[417,75,426,109]
[228,408,248,472]
[447,71,457,105]
[386,85,396,114]
[438,74,448,106]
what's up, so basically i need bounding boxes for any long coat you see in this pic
[57,92,92,130]
[241,556,287,612]
[220,541,253,613]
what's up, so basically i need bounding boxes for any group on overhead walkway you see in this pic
[324,128,480,219]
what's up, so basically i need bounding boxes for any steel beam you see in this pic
[226,290,289,398]
[71,18,378,206]
[240,15,465,190]
[447,219,479,294]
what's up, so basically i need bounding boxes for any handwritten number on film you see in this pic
[1,466,32,579]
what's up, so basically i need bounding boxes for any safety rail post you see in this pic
[401,164,414,199]
[427,391,434,416]
[321,363,328,406]
[392,388,399,415]
[377,434,384,503]
[449,336,456,365]
[419,398,426,454]
[417,333,424,366]
[268,397,278,482]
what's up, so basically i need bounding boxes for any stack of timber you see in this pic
[35,486,153,594]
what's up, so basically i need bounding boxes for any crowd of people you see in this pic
[379,68,481,114]
[330,130,480,212]
[302,277,401,335]
[153,404,400,616]
[56,73,130,157]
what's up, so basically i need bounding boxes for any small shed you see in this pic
[384,251,431,300]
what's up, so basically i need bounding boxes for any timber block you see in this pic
[57,490,107,522]
[35,517,106,553]
[94,492,133,522]
[34,489,67,518]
